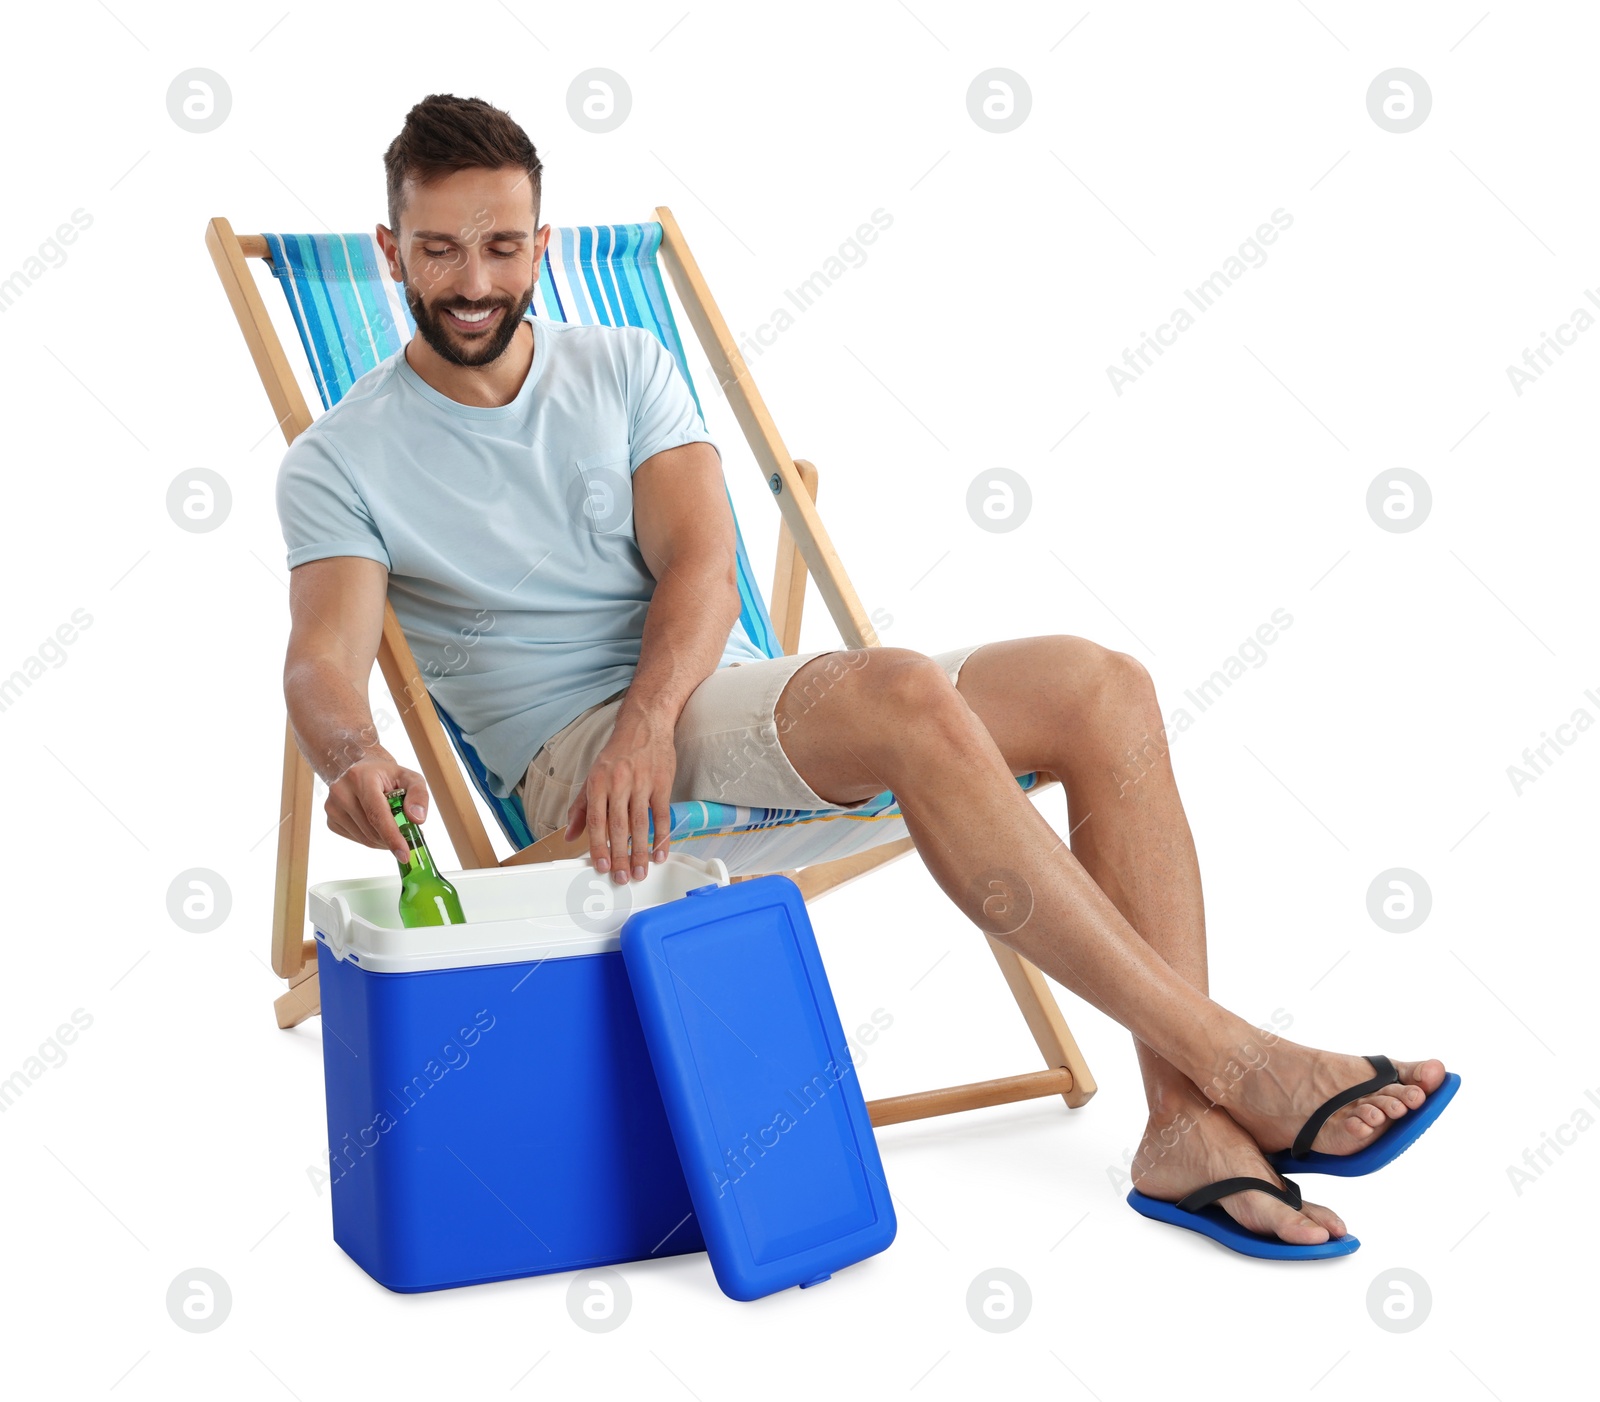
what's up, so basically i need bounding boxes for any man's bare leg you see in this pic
[943,637,1443,1183]
[775,641,1447,1244]
[944,637,1348,1240]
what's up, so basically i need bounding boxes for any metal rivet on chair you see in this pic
[768,473,782,494]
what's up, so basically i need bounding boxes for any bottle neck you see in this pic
[395,817,437,878]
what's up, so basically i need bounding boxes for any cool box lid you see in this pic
[619,874,897,1301]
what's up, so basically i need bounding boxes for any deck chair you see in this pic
[206,207,1096,1127]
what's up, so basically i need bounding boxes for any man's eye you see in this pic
[424,247,517,258]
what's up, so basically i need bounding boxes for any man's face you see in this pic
[382,165,548,368]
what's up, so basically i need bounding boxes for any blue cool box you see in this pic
[308,855,894,1299]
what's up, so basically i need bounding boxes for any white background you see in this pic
[1,1,1593,1397]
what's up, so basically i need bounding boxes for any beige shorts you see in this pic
[517,643,986,841]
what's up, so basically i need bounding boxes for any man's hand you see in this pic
[325,751,430,864]
[564,709,675,882]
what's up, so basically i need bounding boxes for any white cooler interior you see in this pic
[308,852,731,972]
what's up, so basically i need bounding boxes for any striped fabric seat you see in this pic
[265,224,1040,873]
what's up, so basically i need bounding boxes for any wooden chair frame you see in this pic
[205,205,1096,1125]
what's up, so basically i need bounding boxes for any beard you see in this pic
[399,255,536,368]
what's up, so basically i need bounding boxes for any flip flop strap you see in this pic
[1176,1174,1303,1215]
[1289,1053,1399,1158]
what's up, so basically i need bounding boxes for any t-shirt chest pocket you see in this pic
[568,446,635,543]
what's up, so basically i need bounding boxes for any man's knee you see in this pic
[1099,645,1153,694]
[1077,641,1161,727]
[1026,634,1160,731]
[772,647,965,802]
[781,645,963,739]
[861,647,964,717]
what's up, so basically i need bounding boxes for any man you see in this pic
[276,94,1451,1258]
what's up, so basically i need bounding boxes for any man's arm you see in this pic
[284,555,429,862]
[626,440,743,729]
[564,440,743,878]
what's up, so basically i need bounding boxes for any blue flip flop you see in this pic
[1126,1175,1360,1260]
[1264,1055,1462,1178]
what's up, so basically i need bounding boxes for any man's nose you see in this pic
[455,250,496,301]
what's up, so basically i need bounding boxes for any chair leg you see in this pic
[765,827,1096,1117]
[856,945,1095,1125]
[867,1069,1075,1127]
[985,936,1097,1107]
[791,837,914,900]
[274,958,320,1029]
[272,718,316,979]
[787,775,1096,1115]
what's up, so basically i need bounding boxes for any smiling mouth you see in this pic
[443,305,502,332]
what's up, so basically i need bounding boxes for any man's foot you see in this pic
[1131,1095,1347,1246]
[1212,1042,1448,1159]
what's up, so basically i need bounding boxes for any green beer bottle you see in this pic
[386,789,466,927]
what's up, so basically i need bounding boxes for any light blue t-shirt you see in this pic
[276,314,766,799]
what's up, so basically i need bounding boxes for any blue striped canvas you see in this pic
[263,223,1040,871]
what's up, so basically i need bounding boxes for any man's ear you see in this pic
[375,223,400,278]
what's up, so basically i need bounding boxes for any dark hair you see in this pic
[383,94,543,236]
